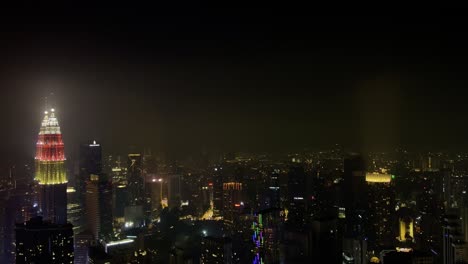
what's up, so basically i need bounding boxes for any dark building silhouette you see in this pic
[343,154,368,264]
[287,165,307,228]
[200,236,233,264]
[266,169,281,209]
[15,216,74,264]
[127,153,143,206]
[79,141,102,195]
[343,154,367,235]
[310,215,343,264]
[86,173,113,241]
[79,141,102,181]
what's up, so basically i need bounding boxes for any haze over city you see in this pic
[2,10,468,162]
[1,6,468,264]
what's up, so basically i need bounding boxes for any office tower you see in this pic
[127,154,143,206]
[142,151,157,220]
[267,169,281,209]
[147,176,163,213]
[212,166,224,216]
[142,149,157,176]
[35,108,68,224]
[67,186,84,235]
[74,231,94,264]
[79,141,102,198]
[287,165,307,227]
[252,208,284,264]
[113,183,128,222]
[110,156,127,183]
[124,205,144,229]
[125,154,144,228]
[442,168,453,209]
[168,174,182,208]
[310,215,343,264]
[442,213,468,264]
[86,174,113,240]
[0,178,37,263]
[222,182,243,222]
[343,154,367,236]
[366,172,395,248]
[15,216,74,264]
[343,154,368,264]
[200,236,233,264]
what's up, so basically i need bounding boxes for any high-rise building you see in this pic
[266,169,281,209]
[287,165,307,227]
[442,168,453,209]
[343,154,368,264]
[79,141,102,199]
[127,154,143,206]
[222,182,243,222]
[252,208,284,264]
[35,108,68,224]
[366,172,395,248]
[168,174,182,208]
[113,183,128,223]
[74,231,94,264]
[86,174,113,241]
[343,154,367,236]
[310,215,343,264]
[212,166,224,216]
[15,216,74,264]
[67,186,84,235]
[442,213,468,264]
[125,154,145,228]
[147,176,163,214]
[0,180,37,263]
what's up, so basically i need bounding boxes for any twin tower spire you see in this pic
[34,108,67,184]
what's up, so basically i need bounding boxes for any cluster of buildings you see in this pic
[2,110,468,263]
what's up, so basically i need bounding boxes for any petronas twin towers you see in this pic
[35,108,68,224]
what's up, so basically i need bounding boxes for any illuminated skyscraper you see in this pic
[222,182,243,222]
[35,109,68,224]
[366,172,395,248]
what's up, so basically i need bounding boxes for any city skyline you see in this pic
[2,7,468,264]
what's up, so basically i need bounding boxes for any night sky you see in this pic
[1,7,468,164]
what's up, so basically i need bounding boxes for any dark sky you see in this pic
[1,7,468,163]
